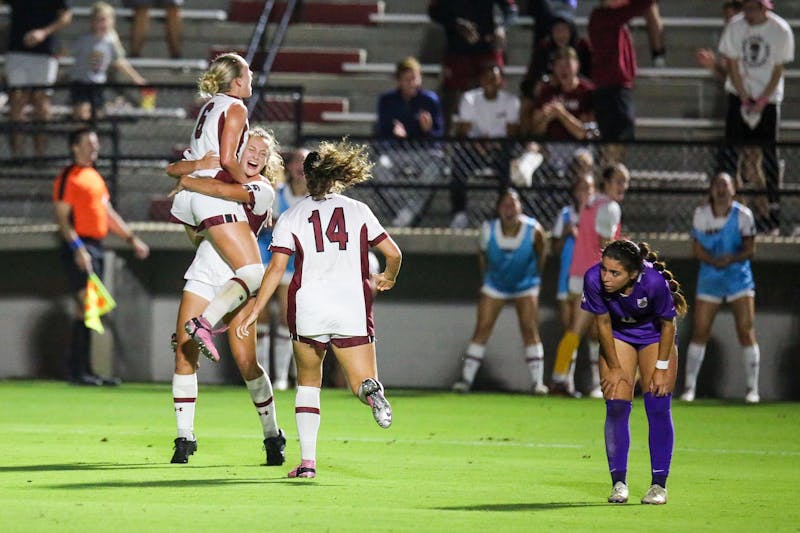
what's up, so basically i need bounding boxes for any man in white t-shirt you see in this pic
[717,0,794,234]
[451,64,520,228]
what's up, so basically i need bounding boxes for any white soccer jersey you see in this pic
[184,179,275,286]
[269,193,388,338]
[187,93,249,177]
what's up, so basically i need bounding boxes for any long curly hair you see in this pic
[247,126,283,186]
[303,139,373,200]
[602,239,688,317]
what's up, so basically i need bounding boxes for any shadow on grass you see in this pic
[46,478,330,489]
[0,463,242,472]
[435,502,610,512]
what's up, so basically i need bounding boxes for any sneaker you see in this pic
[264,429,286,466]
[450,211,469,229]
[361,378,392,429]
[608,481,629,504]
[745,389,760,404]
[170,437,197,464]
[680,388,696,402]
[641,484,668,505]
[287,459,316,478]
[185,316,220,362]
[652,54,667,68]
[452,380,471,393]
[532,383,549,396]
[589,386,604,399]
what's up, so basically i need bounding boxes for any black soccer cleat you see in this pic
[264,429,286,466]
[170,437,197,464]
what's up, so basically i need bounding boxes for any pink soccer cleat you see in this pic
[288,460,316,479]
[185,316,221,362]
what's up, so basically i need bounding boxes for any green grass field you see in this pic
[1,381,798,532]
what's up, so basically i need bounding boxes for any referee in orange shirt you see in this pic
[53,127,150,386]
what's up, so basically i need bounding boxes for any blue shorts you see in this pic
[258,229,295,283]
[696,271,754,301]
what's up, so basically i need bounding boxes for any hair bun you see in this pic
[303,151,320,174]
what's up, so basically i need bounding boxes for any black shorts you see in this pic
[60,237,105,293]
[70,82,105,111]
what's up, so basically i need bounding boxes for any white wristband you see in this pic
[655,359,669,370]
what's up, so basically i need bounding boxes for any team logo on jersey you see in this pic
[741,35,770,68]
[637,297,648,308]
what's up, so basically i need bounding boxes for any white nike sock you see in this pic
[684,342,707,391]
[743,344,760,393]
[273,325,293,384]
[588,341,601,390]
[525,343,544,386]
[172,373,197,440]
[461,343,486,385]
[256,323,271,370]
[246,369,279,439]
[295,386,321,462]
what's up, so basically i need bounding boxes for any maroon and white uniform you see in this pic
[171,94,250,229]
[269,193,388,341]
[183,180,275,301]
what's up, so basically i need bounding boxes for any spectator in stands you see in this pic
[374,57,445,227]
[428,0,518,134]
[588,0,655,142]
[376,57,444,140]
[717,0,794,234]
[644,1,667,67]
[695,1,743,80]
[4,0,72,157]
[681,172,761,404]
[452,188,549,395]
[526,0,578,54]
[523,47,595,141]
[123,0,183,59]
[521,47,596,182]
[70,2,147,122]
[52,127,150,386]
[451,63,520,229]
[520,15,591,100]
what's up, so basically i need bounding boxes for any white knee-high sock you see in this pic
[246,368,279,439]
[588,341,601,389]
[461,343,486,385]
[295,386,321,462]
[202,264,264,327]
[743,344,760,393]
[173,373,197,440]
[684,342,707,391]
[256,323,271,370]
[273,325,293,384]
[525,343,545,386]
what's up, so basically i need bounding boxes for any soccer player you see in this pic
[582,239,687,505]
[236,139,402,479]
[169,52,267,363]
[681,172,760,403]
[551,163,630,396]
[166,128,287,465]
[452,188,549,394]
[255,148,309,391]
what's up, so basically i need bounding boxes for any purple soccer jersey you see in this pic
[581,262,677,346]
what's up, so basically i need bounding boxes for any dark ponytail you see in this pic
[602,240,688,317]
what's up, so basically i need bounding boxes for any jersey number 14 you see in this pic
[308,207,348,252]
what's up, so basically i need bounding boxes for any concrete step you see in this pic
[229,0,383,25]
[209,45,366,74]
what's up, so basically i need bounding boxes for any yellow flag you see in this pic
[84,273,117,333]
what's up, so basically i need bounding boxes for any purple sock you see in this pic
[644,392,674,488]
[605,399,632,485]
